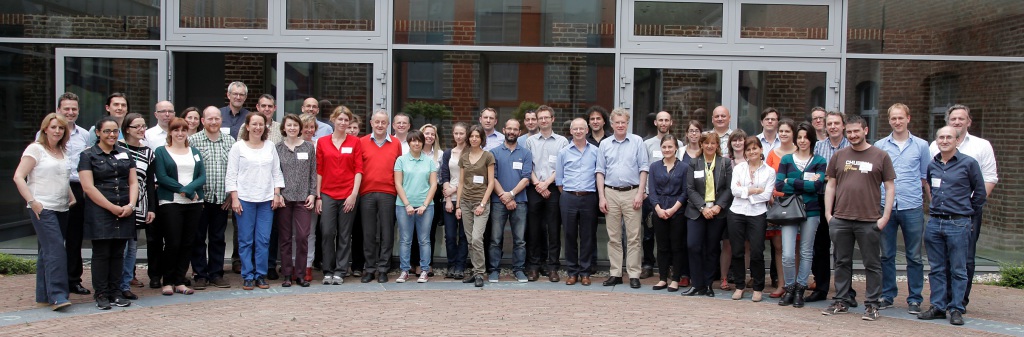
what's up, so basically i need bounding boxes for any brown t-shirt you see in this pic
[459,150,495,204]
[826,145,896,222]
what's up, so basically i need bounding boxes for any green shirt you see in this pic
[395,153,438,206]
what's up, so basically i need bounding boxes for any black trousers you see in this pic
[729,211,766,291]
[688,214,726,288]
[91,239,127,300]
[526,186,562,271]
[641,199,656,268]
[653,213,685,281]
[158,203,201,286]
[561,192,598,276]
[811,212,831,293]
[66,182,86,285]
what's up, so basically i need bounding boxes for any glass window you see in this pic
[489,63,519,100]
[633,2,723,38]
[286,0,375,31]
[631,68,723,138]
[0,1,160,40]
[476,0,522,45]
[740,4,828,40]
[408,62,443,99]
[738,70,827,133]
[281,62,374,121]
[179,0,269,29]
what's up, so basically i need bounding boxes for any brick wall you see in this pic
[223,53,267,113]
[1,14,158,40]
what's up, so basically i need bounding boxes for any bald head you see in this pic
[654,111,673,136]
[201,106,223,134]
[712,106,731,132]
[302,97,320,116]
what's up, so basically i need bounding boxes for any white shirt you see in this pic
[164,150,201,205]
[22,143,70,211]
[526,132,569,182]
[929,132,998,184]
[145,125,168,150]
[225,141,286,202]
[729,161,776,216]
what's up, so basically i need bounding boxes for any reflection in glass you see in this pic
[632,68,723,138]
[0,1,160,39]
[282,62,373,122]
[737,70,826,134]
[179,0,269,29]
[63,57,158,129]
[286,0,375,31]
[634,2,723,38]
[740,4,828,40]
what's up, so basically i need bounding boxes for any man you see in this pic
[256,94,282,144]
[393,112,412,154]
[928,104,997,312]
[821,115,896,321]
[524,106,568,282]
[810,107,828,142]
[917,126,986,326]
[145,101,175,149]
[359,110,403,283]
[188,106,235,289]
[222,81,250,139]
[479,108,504,151]
[711,106,733,158]
[519,109,539,144]
[54,92,93,295]
[597,108,650,289]
[873,103,930,314]
[586,105,610,147]
[806,110,850,303]
[87,93,130,145]
[641,111,684,280]
[757,107,781,156]
[302,97,333,140]
[557,118,601,286]
[488,119,534,283]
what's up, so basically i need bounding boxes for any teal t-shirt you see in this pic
[394,153,438,206]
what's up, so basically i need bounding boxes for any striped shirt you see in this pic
[189,131,235,203]
[276,140,317,202]
[813,137,850,170]
[120,142,156,228]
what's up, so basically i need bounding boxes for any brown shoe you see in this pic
[565,275,577,285]
[527,269,539,282]
[580,275,592,286]
[548,269,560,282]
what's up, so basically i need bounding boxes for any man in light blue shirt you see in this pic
[488,119,533,283]
[524,106,568,281]
[301,97,334,140]
[757,107,781,157]
[596,108,649,289]
[479,108,504,151]
[53,92,94,296]
[556,118,603,285]
[873,103,931,314]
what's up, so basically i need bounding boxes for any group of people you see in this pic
[15,82,995,327]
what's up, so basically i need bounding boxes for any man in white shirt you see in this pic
[711,106,733,158]
[810,107,828,143]
[757,107,781,157]
[393,113,412,154]
[145,100,175,150]
[524,106,568,282]
[480,108,504,151]
[55,92,94,296]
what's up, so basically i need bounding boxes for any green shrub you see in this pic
[0,253,35,275]
[998,262,1024,289]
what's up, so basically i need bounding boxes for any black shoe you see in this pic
[681,286,705,296]
[121,290,138,300]
[792,285,806,308]
[111,297,131,307]
[846,297,859,308]
[377,272,388,283]
[949,310,964,325]
[629,278,641,289]
[804,290,828,302]
[652,280,668,291]
[917,306,947,320]
[149,279,161,289]
[453,271,465,280]
[705,286,715,297]
[71,283,91,295]
[462,274,477,283]
[256,277,270,289]
[602,277,623,286]
[295,277,310,287]
[232,260,242,274]
[351,269,362,277]
[96,297,111,310]
[639,267,654,279]
[473,275,485,287]
[267,268,279,280]
[360,271,376,283]
[778,285,795,306]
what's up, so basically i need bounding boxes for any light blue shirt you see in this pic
[313,119,333,141]
[596,134,649,187]
[813,137,850,170]
[556,141,602,192]
[525,132,569,182]
[874,133,930,210]
[394,153,437,207]
[490,143,533,203]
[757,132,781,157]
[484,130,505,151]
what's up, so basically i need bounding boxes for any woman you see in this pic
[345,112,366,278]
[300,113,320,282]
[684,121,703,161]
[118,113,156,300]
[766,119,797,298]
[80,117,138,310]
[728,136,775,302]
[13,113,73,311]
[315,107,362,285]
[226,112,285,290]
[180,107,202,135]
[410,123,442,276]
[440,122,469,279]
[684,132,733,297]
[775,122,826,308]
[456,125,495,287]
[394,130,439,283]
[647,135,689,292]
[721,129,748,290]
[154,117,206,296]
[275,114,317,287]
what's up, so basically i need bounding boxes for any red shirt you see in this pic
[316,135,363,199]
[359,134,402,196]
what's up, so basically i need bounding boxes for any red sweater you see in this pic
[317,135,363,199]
[359,134,402,195]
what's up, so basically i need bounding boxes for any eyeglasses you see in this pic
[229,92,246,98]
[688,129,701,134]
[128,124,147,130]
[156,109,175,114]
[812,117,825,121]
[100,129,120,135]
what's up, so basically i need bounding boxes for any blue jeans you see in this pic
[31,209,69,305]
[781,216,819,287]
[880,207,925,305]
[488,202,527,272]
[443,203,468,272]
[120,236,137,291]
[925,216,971,312]
[236,200,273,280]
[396,205,434,272]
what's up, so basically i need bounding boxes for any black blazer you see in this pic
[684,155,733,220]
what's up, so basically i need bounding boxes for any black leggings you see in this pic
[91,239,127,300]
[728,212,766,291]
[653,213,686,281]
[158,203,201,286]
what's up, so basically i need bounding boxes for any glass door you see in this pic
[55,48,168,127]
[275,52,387,130]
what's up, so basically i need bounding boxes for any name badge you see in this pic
[136,161,148,171]
[341,147,353,154]
[858,162,873,173]
[297,152,309,160]
[802,172,817,181]
[652,151,663,159]
[512,162,523,170]
[194,154,202,162]
[115,152,129,160]
[220,127,230,135]
[931,178,941,188]
[548,155,557,164]
[473,175,484,184]
[694,170,705,178]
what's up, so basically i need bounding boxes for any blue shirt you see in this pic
[757,133,782,157]
[647,158,689,210]
[596,134,649,187]
[813,137,850,169]
[557,142,602,192]
[525,132,569,182]
[489,143,533,203]
[313,119,334,141]
[484,130,505,151]
[221,106,250,139]
[927,151,986,217]
[874,133,930,210]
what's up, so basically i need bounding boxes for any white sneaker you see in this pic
[417,271,429,283]
[396,271,409,283]
[322,276,332,285]
[332,275,343,285]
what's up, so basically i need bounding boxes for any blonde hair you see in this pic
[36,113,70,152]
[420,123,441,161]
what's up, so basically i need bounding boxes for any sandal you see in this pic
[174,285,194,295]
[720,279,732,290]
[161,285,173,296]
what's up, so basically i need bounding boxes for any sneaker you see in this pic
[256,277,270,289]
[474,274,485,287]
[917,306,947,320]
[949,310,964,325]
[396,271,409,283]
[210,277,231,288]
[878,299,893,310]
[417,271,429,283]
[51,301,71,311]
[488,271,500,283]
[514,270,528,283]
[862,305,879,321]
[242,279,255,290]
[332,275,343,285]
[112,297,131,307]
[192,278,208,290]
[822,300,849,315]
[907,302,922,314]
[323,276,332,285]
[96,297,111,310]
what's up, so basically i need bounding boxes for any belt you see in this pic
[931,214,968,220]
[564,191,594,196]
[605,185,639,192]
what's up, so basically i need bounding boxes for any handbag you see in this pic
[766,194,807,225]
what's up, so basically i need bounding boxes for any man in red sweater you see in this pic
[358,110,403,283]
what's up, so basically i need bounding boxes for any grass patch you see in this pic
[998,262,1024,289]
[0,253,35,275]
